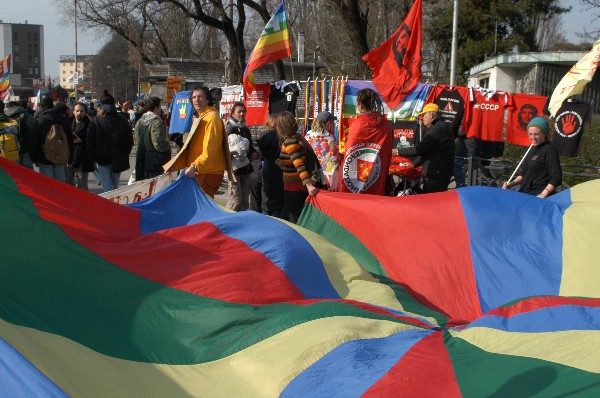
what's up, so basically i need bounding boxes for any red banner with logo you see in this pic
[362,0,422,110]
[244,84,270,126]
[506,93,548,146]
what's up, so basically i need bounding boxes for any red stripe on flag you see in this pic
[246,47,292,75]
[5,163,304,304]
[308,190,480,325]
[485,296,600,318]
[363,332,461,397]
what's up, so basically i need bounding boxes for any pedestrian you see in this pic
[257,113,285,217]
[393,103,455,193]
[305,111,340,190]
[4,100,39,169]
[134,97,171,180]
[502,116,562,198]
[68,102,94,190]
[276,111,318,223]
[30,96,74,182]
[339,88,392,195]
[225,102,258,211]
[86,99,133,192]
[163,86,233,199]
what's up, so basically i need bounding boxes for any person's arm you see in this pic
[151,119,170,152]
[536,183,556,199]
[283,138,311,185]
[503,175,522,189]
[86,119,97,162]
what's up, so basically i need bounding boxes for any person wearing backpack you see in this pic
[4,101,39,169]
[86,100,133,192]
[0,112,20,163]
[30,97,74,182]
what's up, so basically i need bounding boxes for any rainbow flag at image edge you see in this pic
[1,157,600,397]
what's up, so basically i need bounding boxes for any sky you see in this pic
[0,0,597,81]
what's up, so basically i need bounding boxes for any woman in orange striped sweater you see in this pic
[276,111,318,223]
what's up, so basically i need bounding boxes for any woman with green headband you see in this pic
[502,116,562,198]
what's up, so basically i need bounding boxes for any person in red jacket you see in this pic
[339,88,392,195]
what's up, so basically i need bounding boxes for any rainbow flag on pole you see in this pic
[243,0,291,92]
[0,54,12,95]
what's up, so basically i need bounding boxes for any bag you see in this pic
[43,123,70,165]
[297,134,325,188]
[0,120,20,162]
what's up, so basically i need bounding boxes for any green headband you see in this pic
[527,117,550,136]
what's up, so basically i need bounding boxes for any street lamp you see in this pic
[106,65,115,96]
[312,46,320,80]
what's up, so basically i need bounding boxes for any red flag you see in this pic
[363,0,422,109]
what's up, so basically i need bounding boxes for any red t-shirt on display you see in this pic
[506,93,548,146]
[463,88,508,142]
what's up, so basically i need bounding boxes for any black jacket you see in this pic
[518,141,562,195]
[87,112,133,173]
[31,109,74,165]
[71,116,94,172]
[398,117,455,179]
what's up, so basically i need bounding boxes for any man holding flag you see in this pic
[363,0,422,110]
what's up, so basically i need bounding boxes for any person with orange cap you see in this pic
[392,103,455,193]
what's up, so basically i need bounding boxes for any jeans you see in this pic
[38,163,66,182]
[18,153,34,170]
[96,163,120,193]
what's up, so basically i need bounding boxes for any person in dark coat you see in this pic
[257,113,285,218]
[502,116,562,198]
[30,97,74,182]
[86,101,133,193]
[68,102,94,190]
[394,103,455,193]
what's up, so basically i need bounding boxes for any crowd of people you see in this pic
[0,85,562,224]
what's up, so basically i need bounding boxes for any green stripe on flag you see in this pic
[299,204,448,326]
[445,331,600,397]
[0,168,416,365]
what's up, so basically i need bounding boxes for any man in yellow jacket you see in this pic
[163,85,233,198]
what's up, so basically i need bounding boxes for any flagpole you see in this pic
[449,0,458,86]
[74,0,78,103]
[289,56,295,81]
[506,144,533,186]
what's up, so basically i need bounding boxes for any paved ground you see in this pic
[86,150,231,207]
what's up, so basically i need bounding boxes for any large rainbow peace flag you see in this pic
[242,0,291,91]
[1,156,600,397]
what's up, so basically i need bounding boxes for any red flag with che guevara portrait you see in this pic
[362,0,422,110]
[506,93,548,146]
[552,99,591,157]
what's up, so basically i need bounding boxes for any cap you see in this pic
[527,116,550,136]
[418,103,440,115]
[316,111,337,123]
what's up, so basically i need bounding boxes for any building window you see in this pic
[34,32,38,41]
[28,32,32,41]
[28,68,33,74]
[34,57,38,63]
[34,68,39,74]
[14,32,18,40]
[14,55,20,63]
[28,43,33,52]
[62,70,66,74]
[28,55,33,62]
[14,44,19,52]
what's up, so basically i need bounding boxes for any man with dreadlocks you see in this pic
[340,88,392,195]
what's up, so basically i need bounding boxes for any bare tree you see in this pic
[580,0,600,39]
